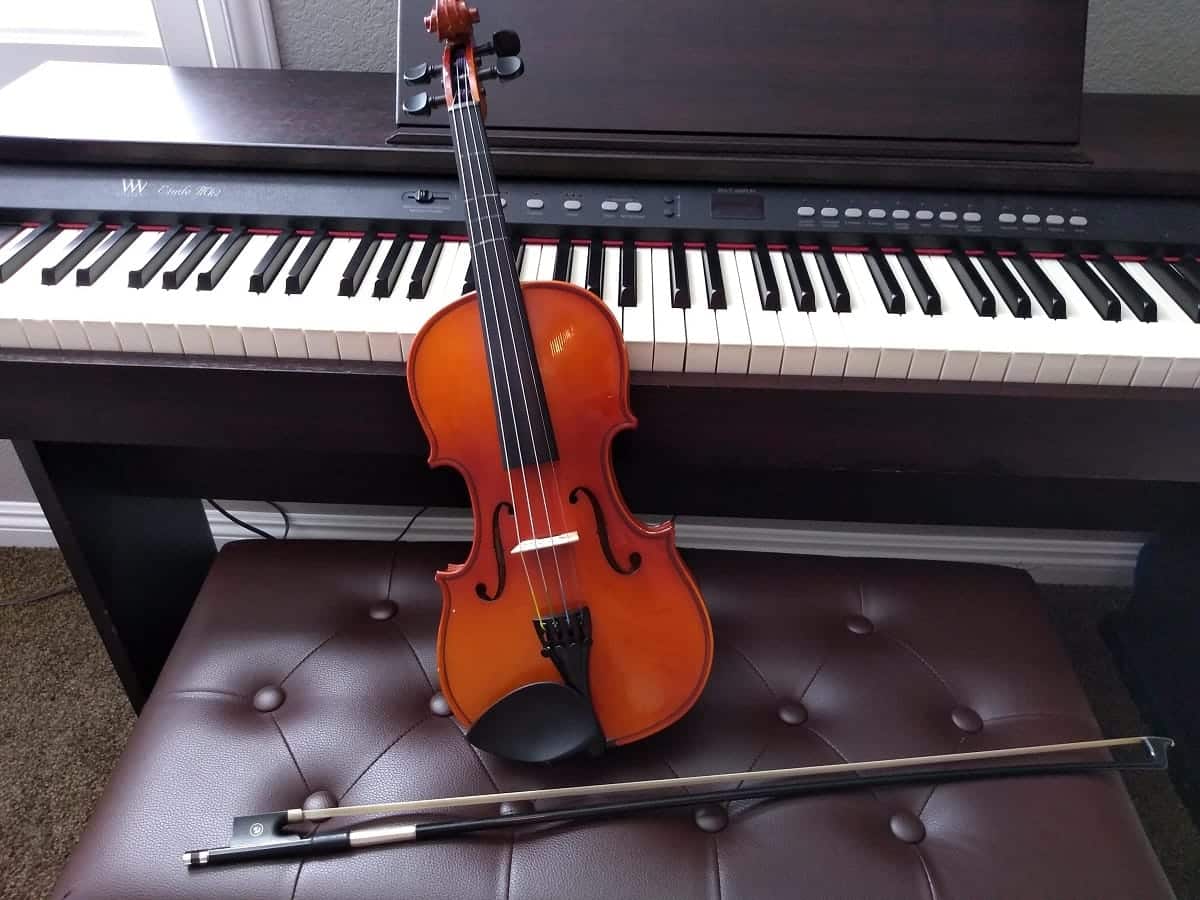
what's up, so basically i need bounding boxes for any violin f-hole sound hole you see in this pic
[569,486,642,575]
[476,501,515,601]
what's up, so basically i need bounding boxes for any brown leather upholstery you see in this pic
[54,541,1172,899]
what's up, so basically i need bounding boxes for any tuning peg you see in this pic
[478,55,524,82]
[475,29,521,59]
[403,61,441,85]
[402,91,446,116]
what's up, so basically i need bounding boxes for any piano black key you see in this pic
[980,253,1030,318]
[702,244,725,308]
[407,236,443,299]
[896,249,940,315]
[948,252,995,317]
[511,235,525,274]
[815,244,850,313]
[339,234,380,297]
[1092,257,1156,322]
[41,222,105,285]
[1011,254,1065,319]
[1144,260,1200,322]
[751,244,779,311]
[1174,257,1200,295]
[585,238,603,295]
[0,223,58,282]
[196,228,249,291]
[619,239,636,306]
[670,242,689,308]
[1060,256,1121,321]
[128,226,187,289]
[285,230,331,294]
[783,247,814,311]
[552,238,570,282]
[162,227,218,289]
[865,248,904,314]
[77,225,138,286]
[462,260,475,294]
[249,231,299,293]
[373,237,412,298]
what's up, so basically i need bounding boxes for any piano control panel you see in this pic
[1,164,1198,249]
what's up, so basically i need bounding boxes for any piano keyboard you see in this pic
[4,222,1200,388]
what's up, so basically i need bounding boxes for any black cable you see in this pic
[394,506,429,542]
[205,499,281,541]
[0,582,76,609]
[265,500,291,540]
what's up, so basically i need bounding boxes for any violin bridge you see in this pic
[509,530,579,555]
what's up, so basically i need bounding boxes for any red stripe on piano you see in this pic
[247,227,282,235]
[829,245,869,254]
[295,229,315,237]
[602,240,623,247]
[914,248,953,256]
[377,232,398,240]
[1163,256,1182,263]
[1112,255,1149,263]
[682,242,706,250]
[137,224,172,232]
[1028,251,1066,259]
[56,223,88,230]
[766,243,787,251]
[879,247,903,254]
[797,244,821,251]
[328,230,366,239]
[635,240,673,249]
[570,239,590,246]
[715,242,757,250]
[964,249,985,256]
[1079,253,1101,261]
[523,237,558,245]
[441,234,468,242]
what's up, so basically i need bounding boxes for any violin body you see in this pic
[408,281,713,747]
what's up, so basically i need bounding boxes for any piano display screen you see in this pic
[710,192,764,220]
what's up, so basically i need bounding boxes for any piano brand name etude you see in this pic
[121,178,220,199]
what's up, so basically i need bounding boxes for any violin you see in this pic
[403,0,713,764]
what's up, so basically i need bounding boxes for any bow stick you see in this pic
[184,735,1172,868]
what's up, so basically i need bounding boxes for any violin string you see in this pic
[447,57,545,620]
[461,95,583,616]
[455,59,571,621]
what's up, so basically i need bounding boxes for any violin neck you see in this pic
[447,60,558,469]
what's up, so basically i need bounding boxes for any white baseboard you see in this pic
[0,499,1146,587]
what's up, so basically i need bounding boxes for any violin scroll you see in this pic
[423,0,478,42]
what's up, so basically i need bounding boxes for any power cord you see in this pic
[205,499,291,540]
[0,582,76,609]
[394,506,429,542]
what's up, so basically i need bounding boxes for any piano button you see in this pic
[74,224,138,287]
[623,246,654,369]
[670,242,690,308]
[195,228,249,291]
[1090,257,1156,323]
[998,213,1018,225]
[285,231,331,294]
[619,239,637,307]
[892,210,911,221]
[683,248,719,372]
[1140,260,1200,322]
[1009,254,1065,319]
[568,243,589,289]
[406,236,444,299]
[797,206,816,217]
[585,237,604,295]
[939,212,959,223]
[735,250,784,374]
[651,246,685,371]
[767,249,815,376]
[1022,214,1041,225]
[977,253,1029,318]
[551,238,571,282]
[963,212,983,224]
[714,249,751,374]
[0,223,59,283]
[249,230,299,293]
[1046,215,1066,226]
[373,237,414,299]
[865,248,904,314]
[162,227,219,290]
[42,223,106,286]
[751,244,780,311]
[845,208,863,219]
[128,226,187,289]
[702,244,725,308]
[1060,256,1121,322]
[600,244,623,321]
[815,244,850,313]
[339,234,381,297]
[801,251,849,377]
[781,247,815,311]
[896,248,940,315]
[947,252,996,317]
[915,210,935,222]
[868,209,887,220]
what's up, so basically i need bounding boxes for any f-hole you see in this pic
[569,486,641,575]
[476,501,515,601]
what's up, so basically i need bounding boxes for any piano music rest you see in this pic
[51,541,1172,899]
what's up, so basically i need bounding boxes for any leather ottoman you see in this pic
[53,541,1172,899]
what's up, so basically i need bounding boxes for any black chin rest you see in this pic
[467,681,605,764]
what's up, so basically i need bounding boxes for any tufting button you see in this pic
[429,692,452,716]
[951,706,983,733]
[693,804,729,833]
[889,811,926,844]
[252,685,285,712]
[303,790,337,821]
[845,614,874,635]
[777,700,808,725]
[500,801,534,816]
[368,600,398,621]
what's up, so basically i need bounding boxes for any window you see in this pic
[0,0,278,89]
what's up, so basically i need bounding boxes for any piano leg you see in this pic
[14,440,215,712]
[1102,534,1200,824]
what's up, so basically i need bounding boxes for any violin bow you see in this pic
[184,735,1172,867]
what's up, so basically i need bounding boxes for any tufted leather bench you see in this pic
[54,541,1172,899]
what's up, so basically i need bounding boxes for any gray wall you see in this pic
[0,0,1197,507]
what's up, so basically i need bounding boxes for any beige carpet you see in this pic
[0,548,1195,898]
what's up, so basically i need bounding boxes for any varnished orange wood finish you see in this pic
[407,282,713,746]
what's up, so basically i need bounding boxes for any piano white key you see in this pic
[650,247,685,372]
[423,240,466,309]
[964,257,1037,383]
[518,242,541,282]
[230,235,287,357]
[839,252,904,379]
[885,252,945,379]
[623,247,654,370]
[1084,261,1142,387]
[0,228,79,349]
[714,249,751,374]
[200,231,268,358]
[683,248,718,373]
[304,237,363,360]
[1035,258,1119,386]
[997,257,1071,383]
[446,242,473,303]
[768,250,815,376]
[734,249,783,375]
[568,244,589,290]
[151,236,208,355]
[918,254,985,382]
[535,241,557,281]
[601,246,622,325]
[800,251,848,377]
[1122,261,1200,388]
